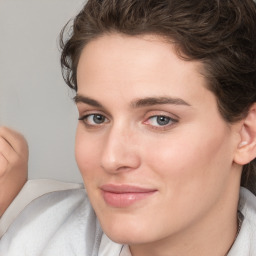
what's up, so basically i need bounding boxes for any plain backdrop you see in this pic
[0,0,86,182]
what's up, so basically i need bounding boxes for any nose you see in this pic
[100,125,141,174]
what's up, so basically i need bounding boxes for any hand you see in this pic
[0,127,28,217]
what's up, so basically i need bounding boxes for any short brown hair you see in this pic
[60,0,256,194]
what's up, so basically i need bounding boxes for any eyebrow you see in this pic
[131,97,191,108]
[74,95,191,108]
[73,95,103,108]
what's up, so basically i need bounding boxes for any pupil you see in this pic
[157,116,170,126]
[93,115,104,124]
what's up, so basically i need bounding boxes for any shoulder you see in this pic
[228,187,256,255]
[0,179,103,256]
[0,179,83,237]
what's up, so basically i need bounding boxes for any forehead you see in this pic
[77,33,203,75]
[76,33,212,106]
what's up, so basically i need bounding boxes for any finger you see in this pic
[0,137,14,161]
[0,152,8,177]
[0,137,19,175]
[0,127,28,157]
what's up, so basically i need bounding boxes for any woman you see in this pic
[1,0,256,255]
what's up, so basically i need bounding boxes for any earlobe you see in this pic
[234,103,256,165]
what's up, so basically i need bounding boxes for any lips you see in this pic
[100,184,157,208]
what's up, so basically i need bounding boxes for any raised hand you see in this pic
[0,127,28,217]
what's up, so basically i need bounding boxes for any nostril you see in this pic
[100,151,141,174]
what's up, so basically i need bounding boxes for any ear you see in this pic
[234,103,256,165]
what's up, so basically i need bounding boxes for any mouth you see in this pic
[100,184,157,208]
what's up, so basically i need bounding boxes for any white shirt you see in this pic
[120,245,132,256]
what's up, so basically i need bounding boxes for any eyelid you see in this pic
[144,115,177,125]
[76,103,111,118]
[143,110,180,121]
[77,107,109,119]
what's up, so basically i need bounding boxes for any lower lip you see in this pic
[102,191,156,208]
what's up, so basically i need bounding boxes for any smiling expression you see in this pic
[75,34,241,252]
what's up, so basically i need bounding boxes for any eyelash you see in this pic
[78,113,178,131]
[78,113,109,128]
[143,115,178,130]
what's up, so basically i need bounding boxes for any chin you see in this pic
[99,216,155,245]
[105,230,147,245]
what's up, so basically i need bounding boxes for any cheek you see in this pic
[143,124,233,191]
[75,127,100,179]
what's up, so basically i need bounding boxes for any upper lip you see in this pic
[100,184,157,193]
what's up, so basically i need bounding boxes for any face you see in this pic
[75,34,240,247]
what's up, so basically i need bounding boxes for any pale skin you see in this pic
[0,127,28,217]
[75,34,256,256]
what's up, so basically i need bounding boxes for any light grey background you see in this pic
[0,0,86,182]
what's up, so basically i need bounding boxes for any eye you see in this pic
[150,116,170,126]
[79,114,108,126]
[144,115,177,128]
